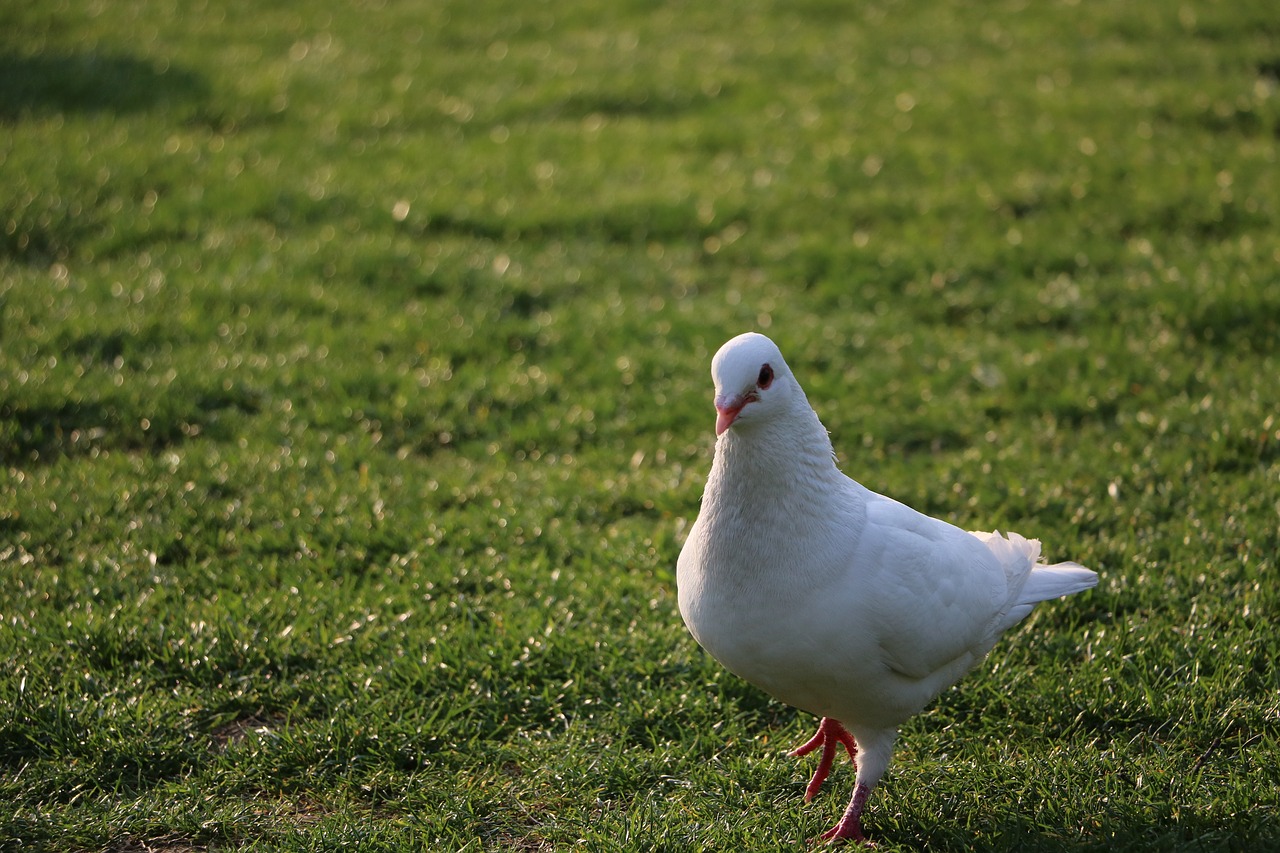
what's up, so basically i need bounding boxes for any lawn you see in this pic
[2,0,1278,850]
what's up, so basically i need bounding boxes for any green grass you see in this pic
[2,0,1278,849]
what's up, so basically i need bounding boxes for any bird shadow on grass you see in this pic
[0,51,209,122]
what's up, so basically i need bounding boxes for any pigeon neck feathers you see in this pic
[712,398,838,489]
[706,391,848,542]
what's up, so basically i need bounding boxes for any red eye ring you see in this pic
[757,364,774,389]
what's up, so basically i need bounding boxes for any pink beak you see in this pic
[715,394,747,435]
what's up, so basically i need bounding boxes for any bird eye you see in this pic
[757,364,774,389]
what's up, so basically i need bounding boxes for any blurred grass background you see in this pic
[2,0,1278,850]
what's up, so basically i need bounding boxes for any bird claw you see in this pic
[790,718,857,801]
[813,780,873,845]
[814,834,873,848]
[817,823,870,846]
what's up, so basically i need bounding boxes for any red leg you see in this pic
[789,718,857,801]
[819,781,871,844]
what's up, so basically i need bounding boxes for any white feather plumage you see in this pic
[677,332,1097,843]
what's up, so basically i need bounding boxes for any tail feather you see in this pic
[969,529,1098,605]
[1018,561,1099,605]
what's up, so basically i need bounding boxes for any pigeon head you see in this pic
[710,332,796,435]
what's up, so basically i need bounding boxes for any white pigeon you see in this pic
[677,332,1097,844]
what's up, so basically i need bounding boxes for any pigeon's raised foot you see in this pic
[818,781,872,845]
[791,720,871,845]
[790,718,857,802]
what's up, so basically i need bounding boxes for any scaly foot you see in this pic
[789,718,857,802]
[818,781,871,844]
